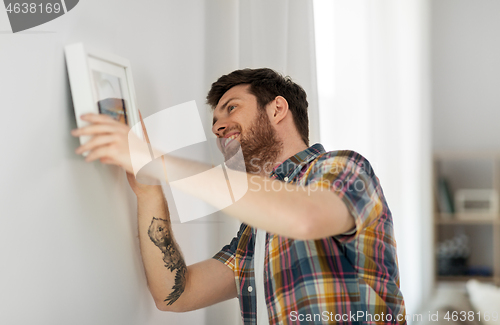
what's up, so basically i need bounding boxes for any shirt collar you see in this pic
[270,143,325,181]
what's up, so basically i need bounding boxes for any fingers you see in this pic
[100,157,119,165]
[75,134,117,155]
[85,145,117,162]
[71,113,129,136]
[84,142,133,173]
[71,113,134,172]
[71,123,124,137]
[81,113,119,124]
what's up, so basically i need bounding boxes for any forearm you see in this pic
[136,187,187,308]
[136,154,353,240]
[224,174,353,239]
[161,155,352,239]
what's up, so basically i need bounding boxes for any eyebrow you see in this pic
[212,97,238,126]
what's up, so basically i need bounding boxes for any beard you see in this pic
[223,110,283,176]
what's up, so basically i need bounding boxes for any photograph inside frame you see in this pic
[92,70,129,125]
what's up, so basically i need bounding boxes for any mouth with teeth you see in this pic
[221,132,240,148]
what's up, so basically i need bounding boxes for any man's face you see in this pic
[212,84,283,174]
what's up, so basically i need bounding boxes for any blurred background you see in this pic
[0,0,499,324]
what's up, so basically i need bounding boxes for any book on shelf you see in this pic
[437,177,455,215]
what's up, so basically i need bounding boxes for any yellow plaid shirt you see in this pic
[214,144,406,324]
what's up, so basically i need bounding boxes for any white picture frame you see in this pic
[64,43,141,152]
[455,189,499,219]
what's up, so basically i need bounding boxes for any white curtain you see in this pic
[203,1,319,324]
[314,0,433,319]
[204,0,319,144]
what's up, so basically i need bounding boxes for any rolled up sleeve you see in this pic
[307,151,385,242]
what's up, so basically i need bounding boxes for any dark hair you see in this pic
[206,68,309,146]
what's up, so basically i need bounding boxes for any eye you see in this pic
[228,105,236,112]
[158,227,163,232]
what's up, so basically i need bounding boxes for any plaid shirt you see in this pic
[213,144,406,324]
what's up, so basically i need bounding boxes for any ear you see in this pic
[270,96,289,125]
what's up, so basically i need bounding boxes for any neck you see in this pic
[271,140,309,171]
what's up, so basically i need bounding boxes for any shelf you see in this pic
[435,215,499,225]
[437,275,496,282]
[433,151,500,287]
[433,150,500,160]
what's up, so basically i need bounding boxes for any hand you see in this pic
[71,113,135,173]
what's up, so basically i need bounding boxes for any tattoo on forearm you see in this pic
[148,217,187,305]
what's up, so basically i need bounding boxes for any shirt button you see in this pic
[284,177,289,182]
[248,286,253,292]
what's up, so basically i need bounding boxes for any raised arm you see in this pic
[129,175,237,312]
[72,113,353,242]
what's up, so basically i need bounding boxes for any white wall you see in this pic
[0,1,240,324]
[431,0,500,150]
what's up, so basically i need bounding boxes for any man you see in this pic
[72,68,406,324]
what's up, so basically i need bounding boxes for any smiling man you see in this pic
[72,68,406,324]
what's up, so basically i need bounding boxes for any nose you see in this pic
[212,119,227,137]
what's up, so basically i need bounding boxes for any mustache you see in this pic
[218,127,241,146]
[222,127,241,138]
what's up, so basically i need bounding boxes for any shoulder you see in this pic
[317,149,367,163]
[312,150,375,178]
